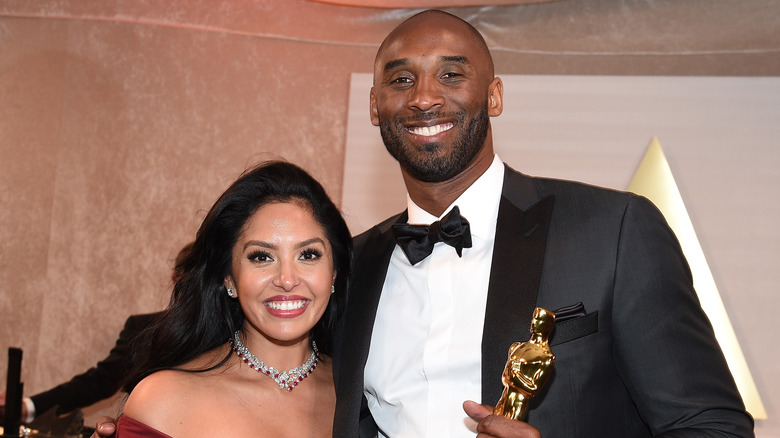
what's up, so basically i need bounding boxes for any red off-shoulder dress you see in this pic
[115,416,172,438]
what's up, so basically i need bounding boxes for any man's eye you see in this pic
[391,76,413,84]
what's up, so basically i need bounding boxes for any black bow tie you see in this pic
[392,206,473,266]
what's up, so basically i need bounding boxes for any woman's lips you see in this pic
[263,297,310,317]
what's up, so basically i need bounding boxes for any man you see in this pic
[1,243,190,425]
[332,10,753,437]
[92,10,752,438]
[0,313,160,422]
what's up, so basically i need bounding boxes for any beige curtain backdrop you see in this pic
[1,0,778,434]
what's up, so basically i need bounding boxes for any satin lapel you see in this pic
[334,212,403,436]
[481,169,555,405]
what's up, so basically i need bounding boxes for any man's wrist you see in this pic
[22,397,35,423]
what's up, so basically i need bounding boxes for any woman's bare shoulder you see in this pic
[123,370,195,428]
[123,347,234,432]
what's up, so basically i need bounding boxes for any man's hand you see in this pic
[463,401,542,438]
[0,390,29,420]
[90,416,117,438]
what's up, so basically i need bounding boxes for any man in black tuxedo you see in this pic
[332,10,753,437]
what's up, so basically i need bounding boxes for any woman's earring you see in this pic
[227,287,236,298]
[331,285,335,295]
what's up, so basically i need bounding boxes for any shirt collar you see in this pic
[406,154,504,240]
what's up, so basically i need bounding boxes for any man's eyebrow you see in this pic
[384,58,409,72]
[383,55,469,73]
[440,55,468,65]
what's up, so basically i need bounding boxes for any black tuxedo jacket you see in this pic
[30,312,160,417]
[333,166,753,437]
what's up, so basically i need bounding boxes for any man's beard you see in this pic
[379,106,490,183]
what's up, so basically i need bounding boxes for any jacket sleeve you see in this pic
[29,313,156,416]
[611,196,754,437]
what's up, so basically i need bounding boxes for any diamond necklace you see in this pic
[230,331,319,392]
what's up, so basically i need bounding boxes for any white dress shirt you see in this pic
[364,155,505,437]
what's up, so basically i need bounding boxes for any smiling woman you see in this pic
[224,201,337,375]
[114,161,352,438]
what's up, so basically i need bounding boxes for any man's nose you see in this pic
[408,77,444,111]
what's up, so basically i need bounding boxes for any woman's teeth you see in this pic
[265,300,307,311]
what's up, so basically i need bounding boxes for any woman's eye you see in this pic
[248,251,272,262]
[300,249,322,261]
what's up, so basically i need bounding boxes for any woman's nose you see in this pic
[273,260,301,292]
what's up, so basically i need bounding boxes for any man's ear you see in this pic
[370,87,380,126]
[488,77,504,117]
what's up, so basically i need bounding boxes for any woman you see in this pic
[116,161,352,437]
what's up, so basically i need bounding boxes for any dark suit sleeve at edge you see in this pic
[29,314,154,416]
[611,196,754,437]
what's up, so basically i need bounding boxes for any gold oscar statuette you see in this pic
[494,307,556,421]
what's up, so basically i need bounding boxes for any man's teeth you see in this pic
[409,123,453,137]
[265,300,307,311]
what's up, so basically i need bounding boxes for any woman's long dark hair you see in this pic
[124,161,352,392]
